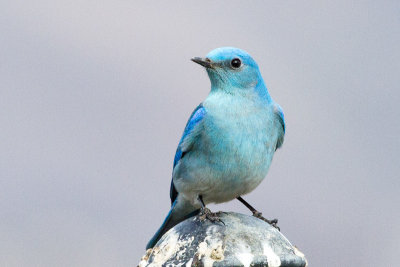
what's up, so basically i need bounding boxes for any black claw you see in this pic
[198,208,224,225]
[270,219,278,224]
[252,211,280,231]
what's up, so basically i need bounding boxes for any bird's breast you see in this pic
[201,96,278,177]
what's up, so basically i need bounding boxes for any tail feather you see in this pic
[146,197,199,249]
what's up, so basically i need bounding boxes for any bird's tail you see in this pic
[146,197,199,249]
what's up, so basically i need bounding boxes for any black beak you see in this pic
[191,57,213,68]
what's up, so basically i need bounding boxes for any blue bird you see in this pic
[146,47,285,249]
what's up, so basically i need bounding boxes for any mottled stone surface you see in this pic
[139,212,307,267]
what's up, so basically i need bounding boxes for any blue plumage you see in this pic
[170,104,206,204]
[147,47,285,249]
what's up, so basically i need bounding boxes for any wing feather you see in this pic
[170,104,206,204]
[273,103,285,150]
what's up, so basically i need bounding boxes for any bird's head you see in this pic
[192,47,268,98]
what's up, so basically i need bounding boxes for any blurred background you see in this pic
[1,1,399,266]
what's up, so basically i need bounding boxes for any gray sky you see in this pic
[1,1,399,266]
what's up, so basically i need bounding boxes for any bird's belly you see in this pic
[201,137,273,203]
[174,113,277,205]
[187,143,273,204]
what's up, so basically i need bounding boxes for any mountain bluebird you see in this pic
[146,47,285,249]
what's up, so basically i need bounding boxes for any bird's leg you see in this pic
[236,196,280,231]
[198,195,223,224]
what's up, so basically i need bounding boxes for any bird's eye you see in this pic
[231,58,241,69]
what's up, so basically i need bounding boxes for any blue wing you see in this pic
[273,103,285,150]
[170,104,206,204]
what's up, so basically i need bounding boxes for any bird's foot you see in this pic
[198,208,224,225]
[253,211,280,231]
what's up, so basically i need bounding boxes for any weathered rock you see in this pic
[139,212,307,267]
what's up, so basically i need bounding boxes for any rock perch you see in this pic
[139,212,307,267]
